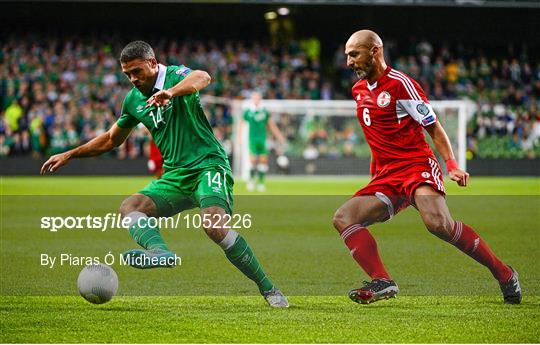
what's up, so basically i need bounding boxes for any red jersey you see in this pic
[148,140,164,175]
[352,66,437,166]
[149,140,163,162]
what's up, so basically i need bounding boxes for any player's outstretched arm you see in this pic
[146,70,211,108]
[40,124,133,175]
[268,119,286,145]
[425,121,469,187]
[268,118,287,156]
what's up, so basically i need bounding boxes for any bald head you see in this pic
[347,30,383,50]
[344,29,387,81]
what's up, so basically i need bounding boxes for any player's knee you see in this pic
[119,195,153,218]
[332,208,350,232]
[424,213,453,239]
[119,197,137,217]
[200,206,225,229]
[200,207,228,244]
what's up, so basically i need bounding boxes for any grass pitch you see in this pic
[1,296,538,343]
[1,176,539,343]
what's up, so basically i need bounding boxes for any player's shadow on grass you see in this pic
[96,306,149,312]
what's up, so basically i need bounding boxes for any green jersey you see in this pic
[117,64,229,170]
[243,107,270,142]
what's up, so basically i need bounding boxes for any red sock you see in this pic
[341,224,391,280]
[450,221,512,283]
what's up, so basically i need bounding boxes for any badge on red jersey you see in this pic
[416,102,430,116]
[377,91,391,107]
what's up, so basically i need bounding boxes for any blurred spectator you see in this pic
[1,34,538,160]
[0,134,11,157]
[5,99,23,132]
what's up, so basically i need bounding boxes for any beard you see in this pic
[135,83,152,95]
[355,69,368,80]
[354,57,375,80]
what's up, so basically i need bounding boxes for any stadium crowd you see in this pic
[1,35,539,160]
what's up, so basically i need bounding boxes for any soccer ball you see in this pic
[77,263,118,304]
[276,155,290,169]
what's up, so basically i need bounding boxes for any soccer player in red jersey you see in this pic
[147,140,164,178]
[334,30,521,304]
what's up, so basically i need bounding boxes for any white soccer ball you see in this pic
[276,155,290,169]
[77,263,118,304]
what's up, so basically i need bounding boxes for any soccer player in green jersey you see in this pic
[41,41,288,308]
[242,91,285,192]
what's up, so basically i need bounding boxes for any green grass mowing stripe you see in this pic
[1,176,539,195]
[1,296,538,343]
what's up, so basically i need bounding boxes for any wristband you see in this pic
[445,159,458,172]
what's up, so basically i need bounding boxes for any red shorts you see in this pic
[354,157,445,218]
[147,158,163,173]
[148,141,163,173]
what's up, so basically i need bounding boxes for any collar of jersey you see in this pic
[249,104,263,111]
[366,66,392,91]
[153,64,167,91]
[367,81,378,91]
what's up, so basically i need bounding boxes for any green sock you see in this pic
[250,168,257,180]
[225,235,274,293]
[128,216,169,251]
[257,169,266,184]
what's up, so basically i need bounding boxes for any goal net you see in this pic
[202,96,475,179]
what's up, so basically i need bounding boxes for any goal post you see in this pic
[230,99,357,180]
[202,96,475,179]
